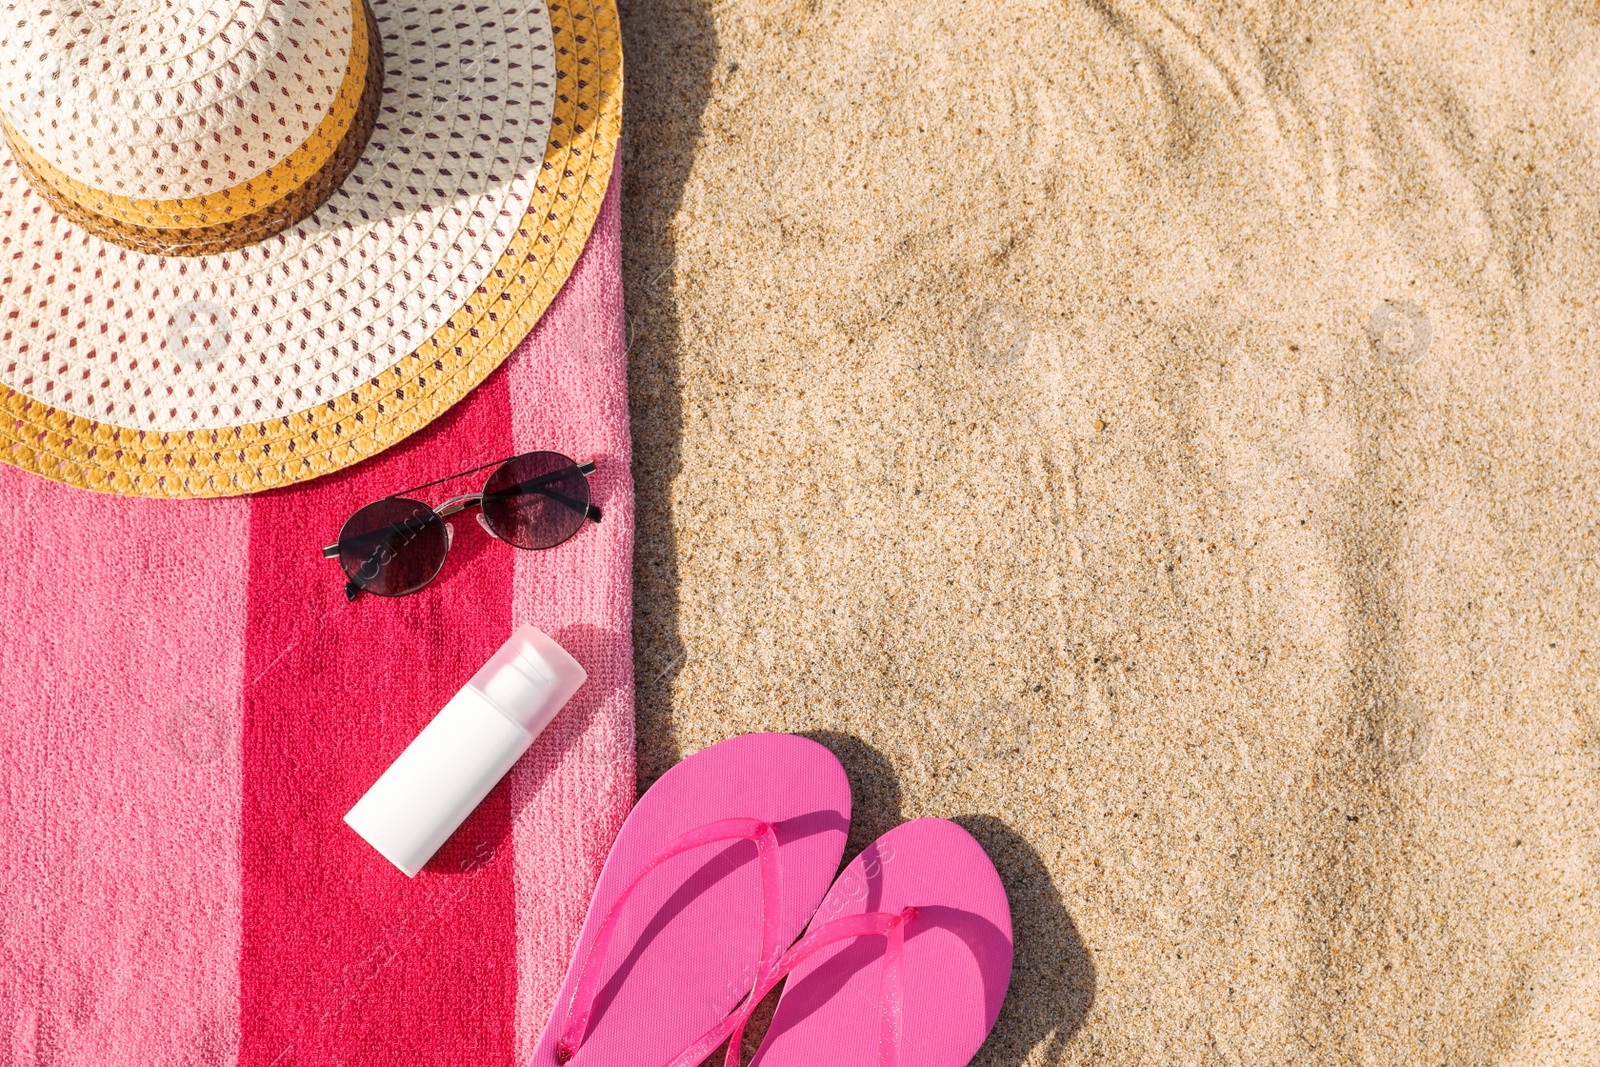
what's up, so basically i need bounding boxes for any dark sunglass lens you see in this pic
[480,451,592,550]
[337,497,450,596]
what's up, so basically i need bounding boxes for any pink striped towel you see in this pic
[0,164,632,1066]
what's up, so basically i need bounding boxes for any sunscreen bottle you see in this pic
[344,625,586,876]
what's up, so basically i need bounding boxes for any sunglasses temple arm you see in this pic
[497,461,599,521]
[321,541,362,597]
[511,485,600,522]
[477,482,598,522]
[502,460,595,494]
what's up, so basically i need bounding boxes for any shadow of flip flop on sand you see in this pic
[800,731,1097,1063]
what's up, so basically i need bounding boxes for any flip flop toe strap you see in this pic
[875,907,912,1067]
[554,817,784,1064]
[688,905,918,1067]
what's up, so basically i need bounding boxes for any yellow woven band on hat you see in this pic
[1,0,381,256]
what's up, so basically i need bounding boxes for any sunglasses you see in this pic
[321,451,601,600]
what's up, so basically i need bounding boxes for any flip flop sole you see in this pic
[529,733,851,1066]
[750,818,1013,1067]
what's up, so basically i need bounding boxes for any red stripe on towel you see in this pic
[239,378,520,1066]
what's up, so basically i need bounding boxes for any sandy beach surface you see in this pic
[618,1,1600,1062]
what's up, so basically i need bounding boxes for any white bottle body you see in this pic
[343,625,587,876]
[344,688,532,876]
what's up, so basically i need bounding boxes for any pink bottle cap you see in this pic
[467,624,588,734]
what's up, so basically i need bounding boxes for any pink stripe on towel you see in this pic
[0,471,249,1065]
[501,174,636,1057]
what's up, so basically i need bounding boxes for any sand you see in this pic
[617,0,1600,1062]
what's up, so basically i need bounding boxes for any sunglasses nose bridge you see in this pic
[434,492,484,518]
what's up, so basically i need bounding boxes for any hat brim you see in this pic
[0,0,621,498]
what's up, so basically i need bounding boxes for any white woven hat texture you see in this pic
[0,0,556,433]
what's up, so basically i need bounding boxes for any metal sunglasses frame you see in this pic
[322,453,601,600]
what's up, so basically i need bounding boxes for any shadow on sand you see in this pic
[618,0,718,794]
[804,732,1096,1064]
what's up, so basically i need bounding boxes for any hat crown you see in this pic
[0,0,352,200]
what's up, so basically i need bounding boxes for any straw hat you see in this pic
[0,0,620,496]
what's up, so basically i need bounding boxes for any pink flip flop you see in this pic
[700,818,1014,1067]
[528,733,851,1066]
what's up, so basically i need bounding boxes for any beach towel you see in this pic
[0,160,632,1067]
